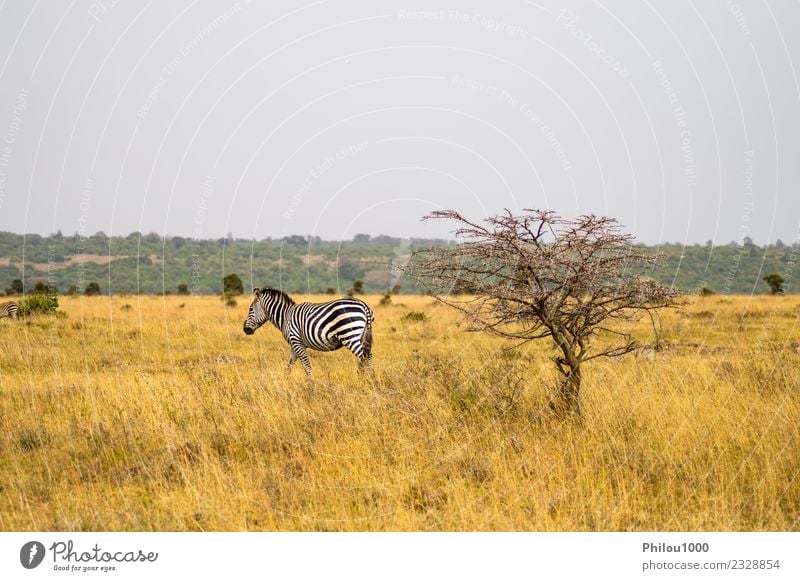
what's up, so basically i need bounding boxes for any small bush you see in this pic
[401,311,427,323]
[698,287,715,297]
[687,310,714,319]
[501,349,523,360]
[121,304,133,311]
[18,294,64,317]
[379,292,392,306]
[18,428,47,451]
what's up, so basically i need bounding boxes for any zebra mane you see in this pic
[258,287,296,305]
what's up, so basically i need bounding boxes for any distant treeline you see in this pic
[0,231,796,295]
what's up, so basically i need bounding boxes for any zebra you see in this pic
[0,300,20,320]
[243,287,374,374]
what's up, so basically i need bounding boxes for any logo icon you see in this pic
[20,541,46,569]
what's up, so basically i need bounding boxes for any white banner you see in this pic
[1,532,798,580]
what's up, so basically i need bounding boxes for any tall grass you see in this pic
[0,294,797,531]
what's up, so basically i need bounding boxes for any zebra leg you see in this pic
[285,351,297,374]
[359,320,373,371]
[298,349,312,375]
[288,342,312,376]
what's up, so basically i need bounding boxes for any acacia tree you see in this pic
[762,273,784,295]
[410,209,680,416]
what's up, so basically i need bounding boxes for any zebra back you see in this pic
[287,297,373,350]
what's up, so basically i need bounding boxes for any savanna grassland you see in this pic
[0,294,798,531]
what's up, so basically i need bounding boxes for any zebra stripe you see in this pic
[0,301,20,320]
[243,287,374,375]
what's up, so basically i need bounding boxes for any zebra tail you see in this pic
[361,312,374,360]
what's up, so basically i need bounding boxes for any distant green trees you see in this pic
[85,282,101,296]
[223,273,244,295]
[5,279,22,295]
[0,231,796,296]
[762,273,785,295]
[31,281,46,294]
[283,235,307,246]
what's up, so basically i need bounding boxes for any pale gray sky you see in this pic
[0,0,798,244]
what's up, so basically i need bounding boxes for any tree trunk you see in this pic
[550,363,582,417]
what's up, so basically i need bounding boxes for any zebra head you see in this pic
[243,288,268,335]
[243,287,294,335]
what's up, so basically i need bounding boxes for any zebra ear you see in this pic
[253,287,261,296]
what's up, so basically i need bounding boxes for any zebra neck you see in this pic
[268,300,290,330]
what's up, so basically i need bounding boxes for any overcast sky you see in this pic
[0,0,798,244]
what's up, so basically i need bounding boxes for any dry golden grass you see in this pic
[0,294,798,531]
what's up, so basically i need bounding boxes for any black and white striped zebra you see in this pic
[243,287,374,374]
[0,300,20,320]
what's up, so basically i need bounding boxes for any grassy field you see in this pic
[0,293,798,531]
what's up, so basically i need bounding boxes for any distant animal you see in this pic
[0,301,19,320]
[243,287,374,374]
